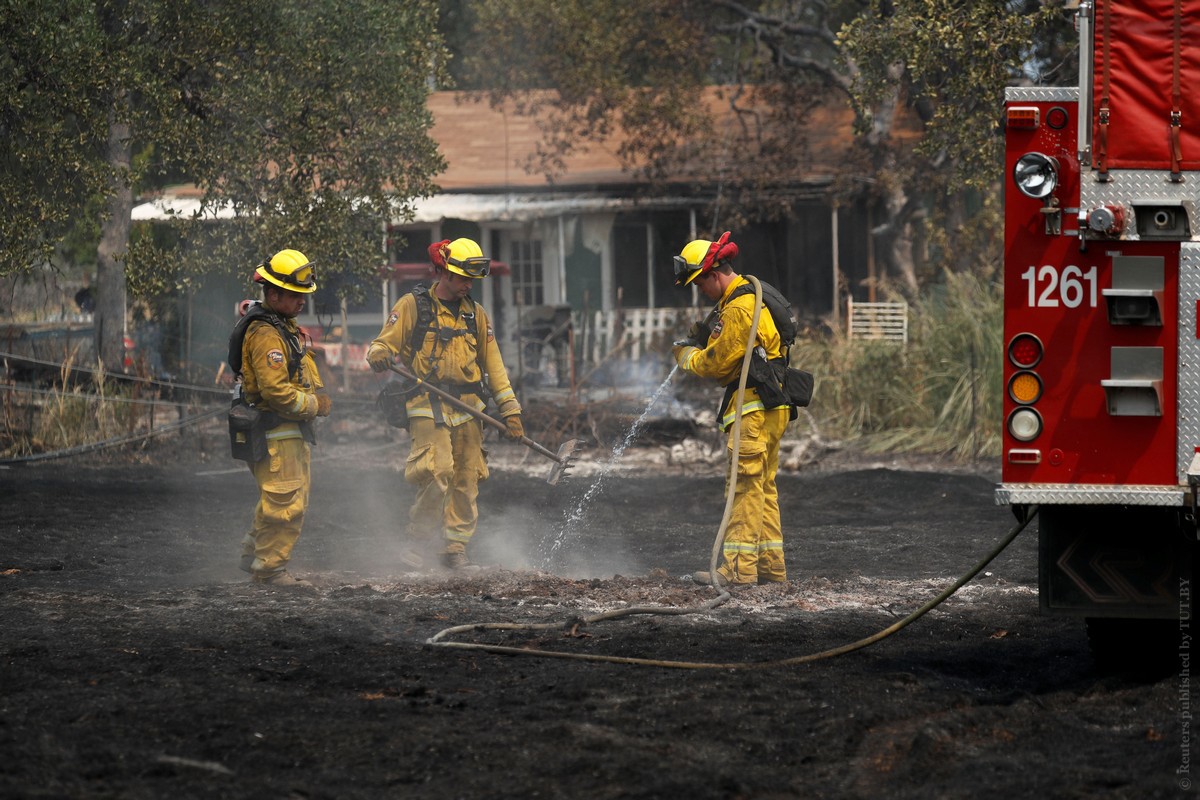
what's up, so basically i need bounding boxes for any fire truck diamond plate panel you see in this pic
[1080,171,1200,240]
[995,485,1185,506]
[1179,243,1200,478]
[1004,87,1077,104]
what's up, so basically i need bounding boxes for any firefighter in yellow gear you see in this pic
[232,249,332,588]
[671,233,790,585]
[365,237,523,570]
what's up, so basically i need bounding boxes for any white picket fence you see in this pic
[573,307,688,365]
[847,299,909,345]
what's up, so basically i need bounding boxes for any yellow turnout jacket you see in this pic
[675,275,787,429]
[241,311,323,442]
[368,283,520,425]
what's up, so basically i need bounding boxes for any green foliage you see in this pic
[1,0,448,300]
[0,1,115,271]
[837,0,1068,189]
[462,0,873,205]
[458,0,1072,285]
[794,267,1003,461]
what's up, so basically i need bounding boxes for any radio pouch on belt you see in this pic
[228,391,276,463]
[229,399,265,463]
[783,366,814,418]
[738,350,814,418]
[377,381,414,430]
[747,350,788,409]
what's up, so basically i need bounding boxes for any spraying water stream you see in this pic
[541,365,679,567]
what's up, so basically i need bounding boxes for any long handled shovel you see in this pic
[387,363,581,485]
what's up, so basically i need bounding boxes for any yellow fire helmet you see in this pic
[443,238,491,279]
[255,249,317,294]
[673,231,736,287]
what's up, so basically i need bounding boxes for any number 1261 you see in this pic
[1021,265,1098,308]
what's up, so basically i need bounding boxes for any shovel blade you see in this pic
[545,438,583,486]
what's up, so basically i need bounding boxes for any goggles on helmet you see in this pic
[260,258,317,289]
[672,255,704,286]
[446,255,491,278]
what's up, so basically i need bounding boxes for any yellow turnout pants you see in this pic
[719,407,790,583]
[405,417,488,556]
[240,437,311,576]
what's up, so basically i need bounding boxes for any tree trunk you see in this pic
[95,109,131,374]
[858,66,920,293]
[886,187,920,292]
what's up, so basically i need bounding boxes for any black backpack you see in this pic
[719,277,813,419]
[225,302,314,460]
[728,280,798,348]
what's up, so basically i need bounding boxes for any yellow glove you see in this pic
[315,394,332,417]
[673,344,698,371]
[504,414,524,441]
[366,344,393,373]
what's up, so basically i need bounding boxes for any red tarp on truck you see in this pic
[1093,0,1200,171]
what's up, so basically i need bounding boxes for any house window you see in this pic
[510,239,544,306]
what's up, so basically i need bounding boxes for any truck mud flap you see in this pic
[1039,505,1192,619]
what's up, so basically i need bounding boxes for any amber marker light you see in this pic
[1007,106,1040,130]
[1008,370,1043,405]
[1008,333,1043,369]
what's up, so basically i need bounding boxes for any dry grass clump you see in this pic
[2,358,162,458]
[794,268,1002,462]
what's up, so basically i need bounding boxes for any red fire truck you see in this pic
[999,0,1198,661]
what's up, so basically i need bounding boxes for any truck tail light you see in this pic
[1007,333,1044,443]
[1008,371,1043,405]
[1008,333,1043,368]
[1007,408,1044,442]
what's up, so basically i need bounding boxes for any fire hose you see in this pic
[426,508,1037,669]
[704,275,764,589]
[426,278,1040,668]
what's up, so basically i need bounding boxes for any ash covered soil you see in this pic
[0,435,1190,799]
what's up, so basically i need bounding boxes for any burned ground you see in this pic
[0,437,1190,799]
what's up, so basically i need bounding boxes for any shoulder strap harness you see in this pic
[404,285,485,359]
[719,278,798,417]
[402,286,491,414]
[227,301,307,381]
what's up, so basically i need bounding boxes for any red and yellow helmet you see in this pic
[673,231,737,287]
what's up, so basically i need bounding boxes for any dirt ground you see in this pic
[0,423,1192,799]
